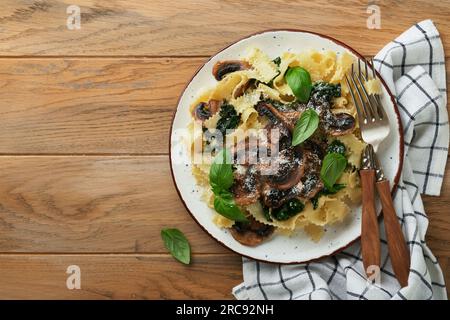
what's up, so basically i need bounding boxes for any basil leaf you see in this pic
[209,149,247,222]
[292,109,319,146]
[320,153,348,189]
[285,67,312,102]
[209,149,233,192]
[214,191,248,222]
[161,228,191,264]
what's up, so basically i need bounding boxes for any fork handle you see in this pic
[376,180,410,287]
[360,169,381,277]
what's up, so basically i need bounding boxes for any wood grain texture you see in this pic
[360,169,381,275]
[377,180,410,287]
[0,0,449,56]
[423,176,450,258]
[0,254,242,299]
[0,58,205,154]
[0,0,448,299]
[0,253,447,299]
[0,57,448,155]
[0,155,228,253]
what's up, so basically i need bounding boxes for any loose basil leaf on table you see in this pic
[292,108,319,146]
[320,153,348,190]
[285,66,312,103]
[161,228,191,265]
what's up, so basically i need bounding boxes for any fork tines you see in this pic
[345,58,387,124]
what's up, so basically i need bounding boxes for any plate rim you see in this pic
[169,28,404,264]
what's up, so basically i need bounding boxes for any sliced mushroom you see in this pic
[260,183,292,208]
[261,122,292,153]
[302,137,328,160]
[233,79,254,99]
[231,165,261,206]
[255,101,300,131]
[296,145,324,199]
[307,96,356,136]
[261,175,323,208]
[230,137,255,166]
[322,112,356,136]
[297,173,324,199]
[230,215,274,246]
[193,99,221,121]
[212,60,251,81]
[263,148,304,191]
[260,149,323,208]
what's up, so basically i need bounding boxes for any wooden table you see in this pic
[0,0,448,299]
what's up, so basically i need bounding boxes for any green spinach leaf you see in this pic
[272,199,305,221]
[326,140,346,156]
[311,81,341,101]
[216,103,240,136]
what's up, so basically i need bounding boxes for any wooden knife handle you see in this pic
[377,180,410,287]
[360,169,381,277]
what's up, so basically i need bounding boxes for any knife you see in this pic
[372,147,410,287]
[360,144,381,279]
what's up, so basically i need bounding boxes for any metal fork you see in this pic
[346,58,389,153]
[345,58,410,287]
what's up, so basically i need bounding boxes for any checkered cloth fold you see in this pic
[233,20,448,300]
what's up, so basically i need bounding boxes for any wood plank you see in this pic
[0,155,229,253]
[0,254,242,299]
[0,155,448,258]
[439,257,450,296]
[0,253,447,299]
[0,57,449,154]
[0,57,205,154]
[424,187,450,258]
[0,0,449,56]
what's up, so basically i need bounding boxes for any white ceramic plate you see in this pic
[170,30,403,264]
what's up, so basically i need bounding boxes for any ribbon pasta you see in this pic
[188,48,365,242]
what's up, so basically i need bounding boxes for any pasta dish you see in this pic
[186,48,377,246]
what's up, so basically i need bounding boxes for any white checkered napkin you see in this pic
[375,19,448,196]
[233,20,448,300]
